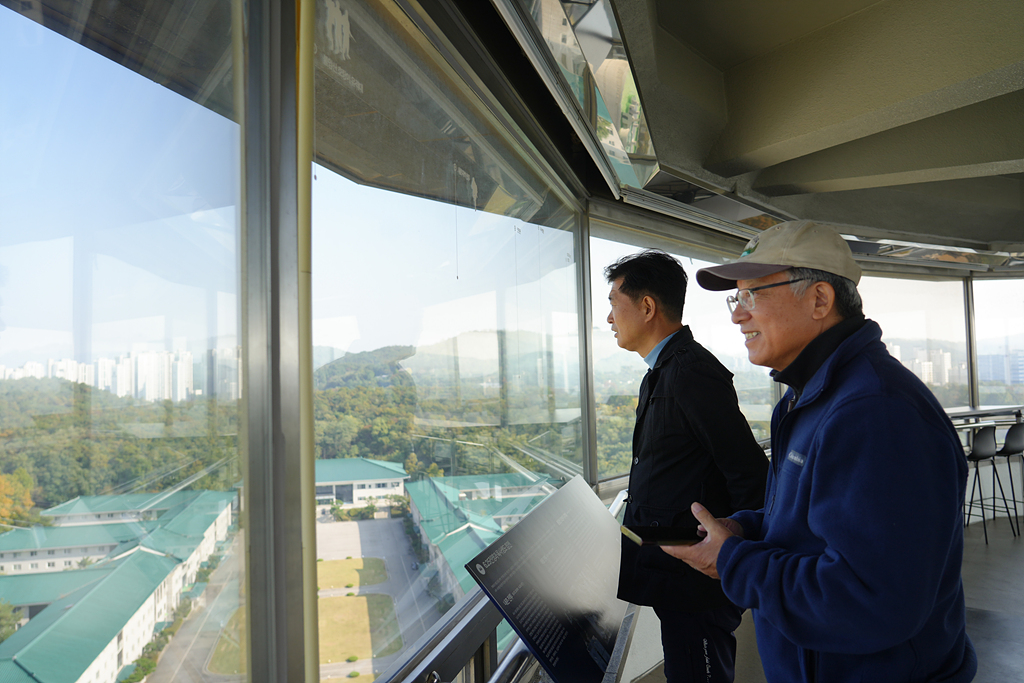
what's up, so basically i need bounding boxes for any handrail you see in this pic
[376,587,502,683]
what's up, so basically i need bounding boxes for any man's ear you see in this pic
[641,295,658,322]
[811,282,836,321]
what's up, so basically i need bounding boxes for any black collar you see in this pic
[773,315,866,398]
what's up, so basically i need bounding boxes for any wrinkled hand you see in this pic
[660,502,740,580]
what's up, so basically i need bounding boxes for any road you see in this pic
[149,536,244,683]
[147,517,441,681]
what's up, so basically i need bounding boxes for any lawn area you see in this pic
[319,593,403,662]
[318,558,387,590]
[208,608,246,675]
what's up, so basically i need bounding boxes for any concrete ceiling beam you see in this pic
[753,89,1024,195]
[703,0,1024,176]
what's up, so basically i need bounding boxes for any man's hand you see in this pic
[660,502,739,580]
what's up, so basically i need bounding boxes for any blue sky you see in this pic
[0,7,239,367]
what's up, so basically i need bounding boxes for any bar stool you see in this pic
[995,422,1024,536]
[964,426,1017,544]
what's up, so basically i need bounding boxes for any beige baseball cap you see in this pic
[696,220,862,291]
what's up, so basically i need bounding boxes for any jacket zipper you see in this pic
[768,395,798,515]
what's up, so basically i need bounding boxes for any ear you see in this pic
[810,282,836,321]
[641,295,658,322]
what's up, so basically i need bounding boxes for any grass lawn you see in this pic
[208,608,246,675]
[318,558,387,590]
[319,593,403,662]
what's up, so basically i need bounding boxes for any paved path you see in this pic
[150,536,244,683]
[316,516,442,679]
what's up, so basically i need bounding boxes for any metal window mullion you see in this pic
[578,211,599,486]
[965,276,980,409]
[244,0,305,680]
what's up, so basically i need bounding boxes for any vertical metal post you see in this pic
[965,276,980,409]
[243,0,305,679]
[577,210,599,485]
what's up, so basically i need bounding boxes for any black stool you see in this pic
[964,425,1017,544]
[995,422,1024,536]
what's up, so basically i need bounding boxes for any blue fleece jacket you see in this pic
[719,320,977,682]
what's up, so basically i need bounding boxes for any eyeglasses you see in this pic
[726,278,811,313]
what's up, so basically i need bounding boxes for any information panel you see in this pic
[466,475,627,683]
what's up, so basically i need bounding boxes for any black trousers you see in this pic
[653,603,744,683]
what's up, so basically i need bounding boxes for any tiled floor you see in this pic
[638,515,1024,683]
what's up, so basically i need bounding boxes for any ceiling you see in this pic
[610,0,1024,253]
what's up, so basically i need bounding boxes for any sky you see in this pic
[2,3,1021,375]
[0,7,240,368]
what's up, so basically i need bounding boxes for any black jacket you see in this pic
[617,327,768,613]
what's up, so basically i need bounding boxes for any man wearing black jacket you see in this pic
[606,250,768,683]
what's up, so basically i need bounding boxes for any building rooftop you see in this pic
[0,550,179,682]
[0,563,116,607]
[0,522,157,552]
[42,489,205,517]
[315,457,407,483]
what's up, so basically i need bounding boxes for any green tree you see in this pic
[0,600,19,644]
[404,452,424,479]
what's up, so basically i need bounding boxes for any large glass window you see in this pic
[589,234,774,480]
[0,3,243,682]
[311,0,581,674]
[859,275,969,409]
[972,279,1024,408]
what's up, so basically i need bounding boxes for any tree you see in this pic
[404,452,424,479]
[425,463,444,478]
[0,600,19,644]
[0,471,33,523]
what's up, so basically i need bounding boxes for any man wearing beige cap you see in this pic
[663,220,977,682]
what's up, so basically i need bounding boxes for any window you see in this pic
[312,0,582,667]
[1,3,245,680]
[972,279,1024,408]
[12,565,20,571]
[29,551,36,557]
[859,276,968,409]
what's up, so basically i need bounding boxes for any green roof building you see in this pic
[0,490,235,577]
[0,550,181,683]
[314,457,408,507]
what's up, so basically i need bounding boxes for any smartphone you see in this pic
[621,525,701,546]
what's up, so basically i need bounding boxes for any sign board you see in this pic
[466,475,628,683]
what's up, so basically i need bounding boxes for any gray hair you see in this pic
[787,267,863,319]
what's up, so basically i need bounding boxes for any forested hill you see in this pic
[0,378,239,512]
[314,345,415,390]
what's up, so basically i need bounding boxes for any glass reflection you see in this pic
[559,0,658,181]
[313,0,582,674]
[514,0,651,187]
[0,4,243,683]
[859,276,969,409]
